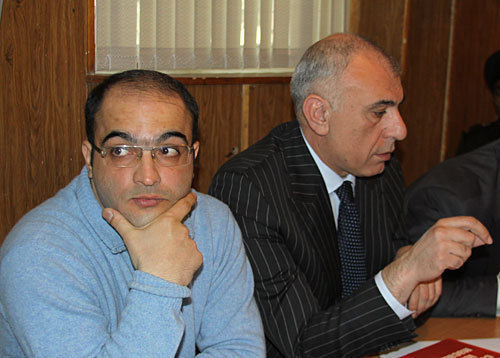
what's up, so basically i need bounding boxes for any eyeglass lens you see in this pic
[105,146,191,168]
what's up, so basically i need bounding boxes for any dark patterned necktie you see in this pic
[335,181,367,298]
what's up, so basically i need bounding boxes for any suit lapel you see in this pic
[272,122,402,300]
[275,122,342,301]
[356,174,381,276]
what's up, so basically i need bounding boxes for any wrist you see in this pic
[382,256,418,305]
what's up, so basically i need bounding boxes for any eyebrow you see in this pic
[101,131,133,145]
[101,130,188,145]
[367,96,405,110]
[158,131,188,144]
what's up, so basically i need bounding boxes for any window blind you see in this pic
[95,0,346,74]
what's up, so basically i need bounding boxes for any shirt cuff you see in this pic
[375,271,413,320]
[496,273,500,317]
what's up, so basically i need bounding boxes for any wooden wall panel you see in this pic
[188,84,242,193]
[445,0,500,158]
[248,83,294,145]
[3,0,499,248]
[349,0,406,64]
[398,0,453,186]
[0,0,88,242]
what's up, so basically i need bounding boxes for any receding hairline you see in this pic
[94,84,192,132]
[319,33,400,71]
[102,81,186,102]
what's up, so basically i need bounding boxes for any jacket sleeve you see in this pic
[430,277,498,317]
[210,170,415,357]
[404,185,458,244]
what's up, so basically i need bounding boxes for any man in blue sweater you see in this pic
[0,70,265,356]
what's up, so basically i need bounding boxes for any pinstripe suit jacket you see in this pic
[209,121,415,357]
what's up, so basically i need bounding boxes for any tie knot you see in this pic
[335,181,354,203]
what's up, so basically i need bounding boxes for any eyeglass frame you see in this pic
[90,142,196,168]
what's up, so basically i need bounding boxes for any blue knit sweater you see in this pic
[0,168,265,357]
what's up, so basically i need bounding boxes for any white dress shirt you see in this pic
[302,130,413,320]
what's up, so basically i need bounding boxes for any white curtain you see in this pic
[95,0,346,74]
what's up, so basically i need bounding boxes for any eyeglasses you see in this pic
[91,143,194,168]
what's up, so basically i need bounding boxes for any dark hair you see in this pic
[85,70,199,146]
[484,50,500,92]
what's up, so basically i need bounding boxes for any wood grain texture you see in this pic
[444,0,500,158]
[188,84,242,193]
[398,0,453,186]
[415,317,500,341]
[3,0,499,247]
[0,0,88,243]
[248,82,294,145]
[349,0,406,64]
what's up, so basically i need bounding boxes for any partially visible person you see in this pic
[456,49,500,155]
[406,138,500,317]
[209,33,492,357]
[0,70,265,357]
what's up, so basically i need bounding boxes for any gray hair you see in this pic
[290,33,400,119]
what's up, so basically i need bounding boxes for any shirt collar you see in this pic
[300,128,356,195]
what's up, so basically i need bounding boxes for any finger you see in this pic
[437,216,492,245]
[434,278,442,305]
[408,286,419,313]
[102,208,134,237]
[428,280,436,303]
[425,282,434,312]
[429,280,440,306]
[446,240,473,264]
[432,226,485,250]
[416,284,429,317]
[471,233,492,247]
[164,191,197,222]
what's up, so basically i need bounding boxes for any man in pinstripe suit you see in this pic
[209,34,492,357]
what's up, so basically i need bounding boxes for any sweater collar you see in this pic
[76,167,127,254]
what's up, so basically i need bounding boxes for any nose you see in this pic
[133,151,161,186]
[384,109,407,141]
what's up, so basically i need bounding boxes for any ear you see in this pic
[192,141,200,179]
[302,94,330,136]
[82,140,93,179]
[192,141,200,160]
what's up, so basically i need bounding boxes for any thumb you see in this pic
[472,235,490,248]
[102,208,133,237]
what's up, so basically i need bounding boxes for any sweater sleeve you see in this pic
[0,232,192,357]
[193,202,265,357]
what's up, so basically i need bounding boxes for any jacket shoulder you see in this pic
[215,121,298,175]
